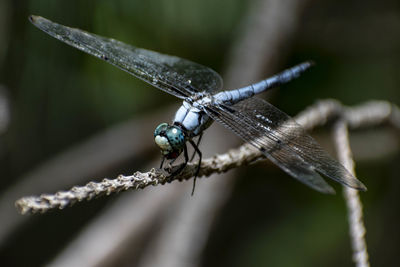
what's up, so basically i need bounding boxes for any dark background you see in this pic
[0,0,399,266]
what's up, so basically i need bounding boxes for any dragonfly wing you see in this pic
[30,15,223,98]
[205,97,366,193]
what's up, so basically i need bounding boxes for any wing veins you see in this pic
[204,102,335,193]
[30,15,223,99]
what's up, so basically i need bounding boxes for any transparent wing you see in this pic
[205,97,366,193]
[30,15,223,99]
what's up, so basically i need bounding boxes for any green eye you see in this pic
[154,124,185,159]
[154,123,169,137]
[166,126,185,150]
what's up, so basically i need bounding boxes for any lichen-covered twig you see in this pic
[334,120,370,267]
[0,105,173,247]
[15,99,399,215]
[15,143,260,215]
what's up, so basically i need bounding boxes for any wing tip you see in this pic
[318,186,336,195]
[351,181,367,192]
[315,179,367,194]
[342,172,367,192]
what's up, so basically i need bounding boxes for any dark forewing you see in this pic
[205,97,366,193]
[29,15,223,98]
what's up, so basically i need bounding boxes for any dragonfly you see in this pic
[30,15,366,194]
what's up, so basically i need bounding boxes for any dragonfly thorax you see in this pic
[154,123,185,159]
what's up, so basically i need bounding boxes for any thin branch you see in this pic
[334,120,370,267]
[14,144,258,215]
[46,177,183,267]
[15,100,400,215]
[0,105,174,246]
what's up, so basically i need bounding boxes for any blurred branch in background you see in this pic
[0,1,10,68]
[223,0,310,89]
[46,174,184,267]
[0,105,175,246]
[0,85,10,135]
[136,172,234,267]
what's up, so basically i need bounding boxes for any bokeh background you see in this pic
[0,0,399,266]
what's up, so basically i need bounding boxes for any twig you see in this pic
[15,144,258,215]
[0,105,174,246]
[46,178,183,267]
[334,120,370,267]
[15,100,400,215]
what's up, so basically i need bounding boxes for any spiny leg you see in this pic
[159,156,165,169]
[190,133,203,161]
[170,143,189,177]
[189,139,202,195]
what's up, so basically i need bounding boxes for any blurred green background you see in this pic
[0,0,399,266]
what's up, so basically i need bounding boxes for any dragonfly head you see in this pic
[154,123,185,159]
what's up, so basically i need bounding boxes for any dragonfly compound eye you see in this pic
[154,123,169,137]
[166,126,185,151]
[154,123,185,159]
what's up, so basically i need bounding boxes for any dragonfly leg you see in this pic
[170,143,189,178]
[159,157,165,169]
[190,133,203,161]
[189,139,202,195]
